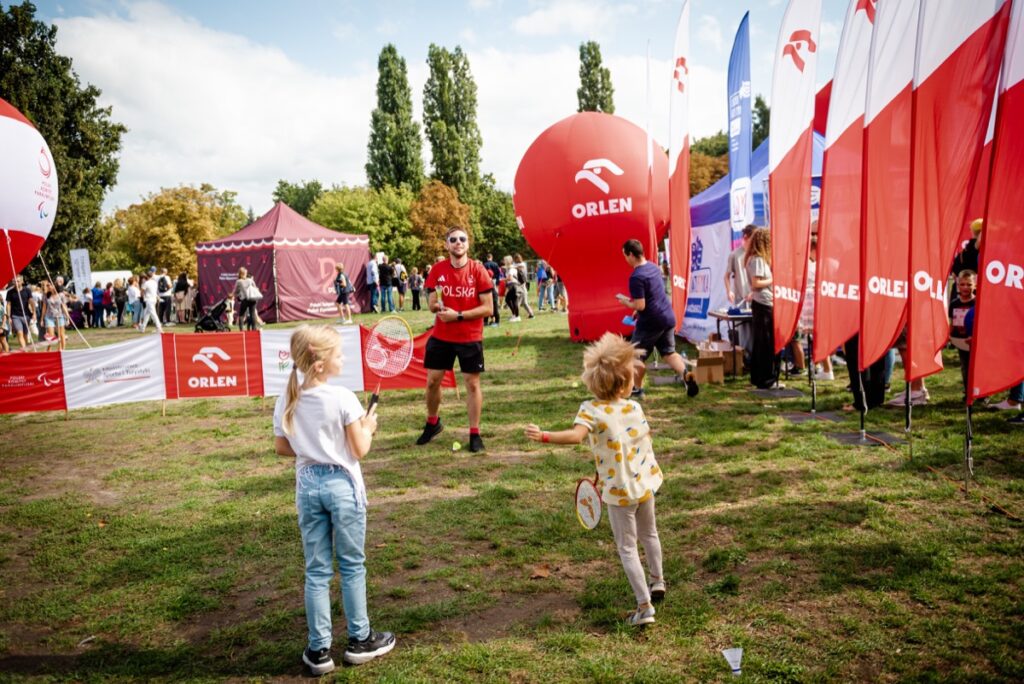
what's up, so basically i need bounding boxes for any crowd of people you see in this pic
[720,219,1022,422]
[350,251,567,324]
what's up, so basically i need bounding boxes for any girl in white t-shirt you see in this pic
[524,332,665,626]
[272,325,395,673]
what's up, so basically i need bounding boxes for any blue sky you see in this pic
[19,0,848,215]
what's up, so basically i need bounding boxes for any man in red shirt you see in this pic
[418,226,494,452]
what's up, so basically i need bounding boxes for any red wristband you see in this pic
[542,432,550,443]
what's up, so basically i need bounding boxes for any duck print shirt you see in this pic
[574,398,663,506]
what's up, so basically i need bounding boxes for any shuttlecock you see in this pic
[452,441,462,452]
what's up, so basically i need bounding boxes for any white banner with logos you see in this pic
[69,248,91,298]
[260,326,364,397]
[681,219,732,343]
[61,335,166,409]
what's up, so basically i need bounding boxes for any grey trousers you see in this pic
[607,497,663,606]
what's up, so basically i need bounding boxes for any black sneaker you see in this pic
[343,629,396,665]
[469,433,485,453]
[1009,413,1024,425]
[416,419,444,445]
[684,372,699,398]
[302,646,335,675]
[630,387,645,401]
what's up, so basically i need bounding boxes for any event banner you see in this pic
[906,0,1010,382]
[261,326,365,397]
[812,0,874,363]
[768,0,821,353]
[0,351,66,414]
[727,11,753,236]
[969,0,1024,403]
[858,0,919,372]
[61,336,166,410]
[162,331,264,400]
[668,0,692,333]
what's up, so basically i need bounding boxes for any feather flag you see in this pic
[769,0,822,353]
[858,0,919,371]
[669,0,692,331]
[812,0,875,363]
[969,0,1024,403]
[905,0,1011,382]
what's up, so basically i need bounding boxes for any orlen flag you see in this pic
[768,0,821,353]
[668,0,693,333]
[0,97,58,284]
[906,0,1011,382]
[812,0,874,362]
[163,332,263,399]
[969,0,1024,403]
[514,113,669,342]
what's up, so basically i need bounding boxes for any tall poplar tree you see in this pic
[422,44,482,201]
[577,41,615,114]
[366,44,424,191]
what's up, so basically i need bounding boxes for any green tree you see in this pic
[271,179,323,217]
[366,44,424,192]
[689,152,729,196]
[309,185,420,267]
[0,1,126,277]
[95,184,246,276]
[576,41,615,114]
[409,180,471,263]
[472,174,529,260]
[752,94,770,150]
[692,130,729,157]
[423,45,482,200]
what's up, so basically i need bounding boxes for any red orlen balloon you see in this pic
[514,112,668,342]
[0,97,58,284]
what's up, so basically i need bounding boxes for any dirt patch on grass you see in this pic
[436,592,581,643]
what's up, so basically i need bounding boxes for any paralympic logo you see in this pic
[37,201,47,220]
[38,147,52,178]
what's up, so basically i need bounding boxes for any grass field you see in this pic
[1,311,1022,682]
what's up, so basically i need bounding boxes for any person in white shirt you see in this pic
[127,276,142,326]
[138,273,163,333]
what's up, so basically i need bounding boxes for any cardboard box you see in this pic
[693,355,725,384]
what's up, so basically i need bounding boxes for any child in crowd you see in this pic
[224,291,236,329]
[409,267,423,311]
[525,332,665,626]
[948,270,976,396]
[272,325,394,674]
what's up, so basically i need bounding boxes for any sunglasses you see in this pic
[448,235,468,243]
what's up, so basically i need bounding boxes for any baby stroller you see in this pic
[194,299,230,333]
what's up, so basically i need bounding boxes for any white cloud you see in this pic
[54,2,377,215]
[513,0,636,38]
[697,14,723,52]
[50,0,730,220]
[460,27,478,44]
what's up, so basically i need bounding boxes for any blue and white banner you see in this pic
[727,11,753,238]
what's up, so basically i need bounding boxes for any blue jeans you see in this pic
[296,465,369,649]
[369,285,379,312]
[380,286,394,312]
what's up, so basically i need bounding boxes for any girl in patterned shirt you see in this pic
[525,332,665,626]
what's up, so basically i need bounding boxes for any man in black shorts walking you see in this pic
[417,226,494,452]
[617,239,698,398]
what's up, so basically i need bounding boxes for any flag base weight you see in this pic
[826,430,904,447]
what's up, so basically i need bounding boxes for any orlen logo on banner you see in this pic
[782,30,817,72]
[571,159,633,220]
[174,337,249,398]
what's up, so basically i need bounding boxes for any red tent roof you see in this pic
[196,202,368,252]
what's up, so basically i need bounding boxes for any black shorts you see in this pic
[631,325,677,360]
[424,337,485,373]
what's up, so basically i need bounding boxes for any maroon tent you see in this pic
[196,202,370,323]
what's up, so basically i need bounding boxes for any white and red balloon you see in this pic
[514,112,668,342]
[0,97,58,285]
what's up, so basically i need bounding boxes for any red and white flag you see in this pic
[959,92,997,250]
[669,0,692,331]
[969,0,1024,403]
[812,0,875,362]
[859,0,919,371]
[769,0,821,353]
[906,0,1012,382]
